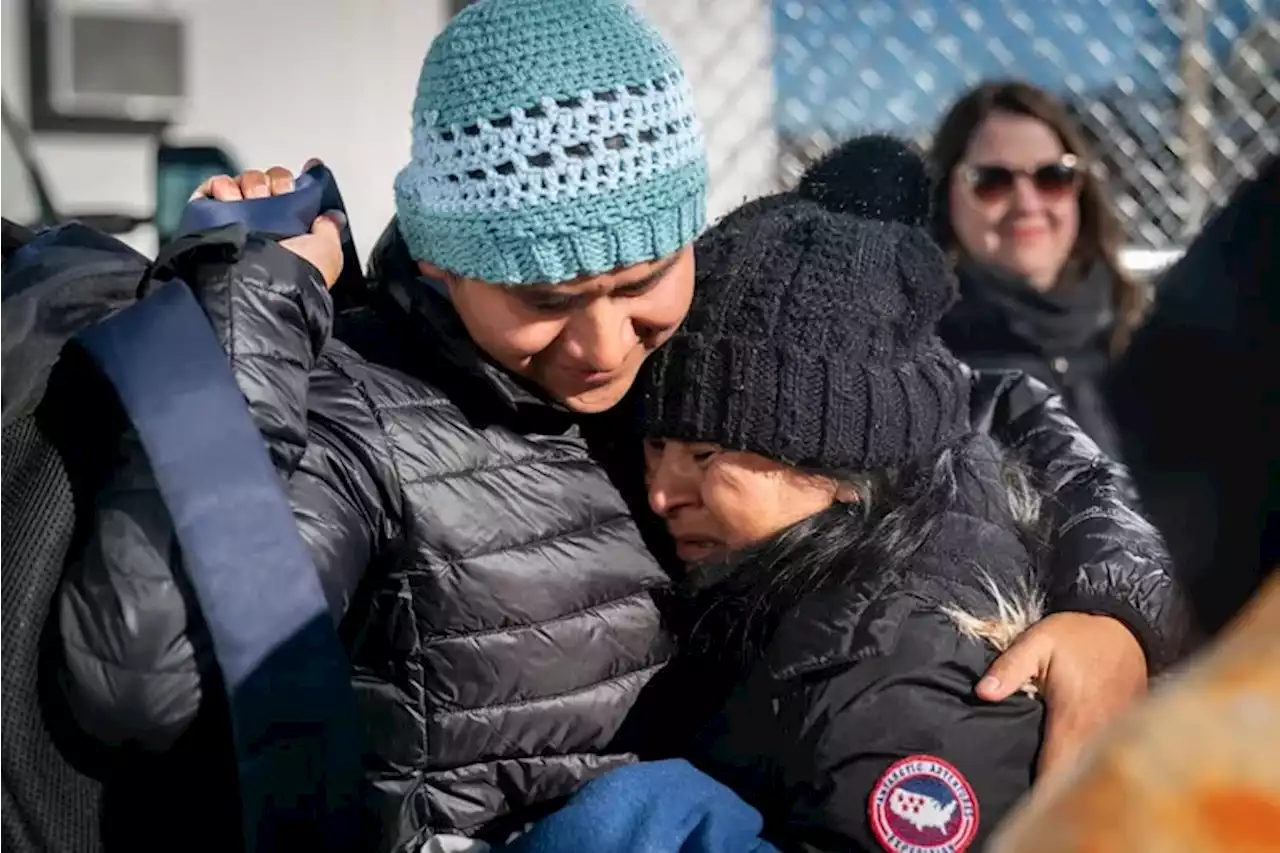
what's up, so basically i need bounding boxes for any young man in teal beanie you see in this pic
[60,3,712,849]
[388,0,707,413]
[54,1,1186,850]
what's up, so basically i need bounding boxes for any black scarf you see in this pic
[945,259,1115,356]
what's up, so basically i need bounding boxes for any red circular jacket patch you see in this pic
[868,754,980,852]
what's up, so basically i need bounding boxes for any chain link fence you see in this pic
[642,0,1278,251]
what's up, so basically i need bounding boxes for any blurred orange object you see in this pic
[988,572,1280,853]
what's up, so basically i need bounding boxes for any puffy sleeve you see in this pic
[55,231,397,751]
[969,368,1193,670]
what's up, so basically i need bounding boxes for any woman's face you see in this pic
[948,111,1082,290]
[644,440,846,564]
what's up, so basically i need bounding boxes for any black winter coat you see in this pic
[1107,156,1280,635]
[55,223,1188,850]
[939,260,1123,460]
[669,435,1045,852]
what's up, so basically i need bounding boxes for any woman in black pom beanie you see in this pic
[632,141,1050,852]
[493,137,1185,853]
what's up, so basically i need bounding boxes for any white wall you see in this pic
[3,0,780,257]
[2,0,450,257]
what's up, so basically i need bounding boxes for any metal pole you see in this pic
[1178,0,1212,237]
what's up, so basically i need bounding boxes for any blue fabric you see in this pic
[176,162,362,296]
[501,760,779,853]
[177,164,337,240]
[73,261,363,848]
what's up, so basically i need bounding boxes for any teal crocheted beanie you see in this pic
[394,0,708,285]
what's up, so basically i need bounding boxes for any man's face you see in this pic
[422,245,695,413]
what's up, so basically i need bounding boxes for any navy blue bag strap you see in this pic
[76,169,365,852]
[177,163,365,298]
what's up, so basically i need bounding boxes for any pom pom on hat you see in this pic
[798,134,933,228]
[642,187,970,472]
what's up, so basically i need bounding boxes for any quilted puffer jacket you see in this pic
[55,221,1189,851]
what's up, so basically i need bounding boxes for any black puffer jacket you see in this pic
[669,435,1045,852]
[56,223,1188,850]
[59,226,671,851]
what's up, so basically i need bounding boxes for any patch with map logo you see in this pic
[868,754,979,852]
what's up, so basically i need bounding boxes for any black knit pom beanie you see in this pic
[639,134,970,472]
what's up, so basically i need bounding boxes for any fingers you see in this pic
[301,157,324,173]
[266,166,296,196]
[190,166,298,202]
[975,631,1052,702]
[191,174,242,202]
[238,169,273,199]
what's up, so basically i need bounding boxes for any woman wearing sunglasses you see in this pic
[925,80,1145,461]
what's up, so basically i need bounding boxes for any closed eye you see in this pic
[614,277,658,298]
[518,291,578,313]
[615,255,679,297]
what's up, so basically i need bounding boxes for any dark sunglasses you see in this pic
[961,154,1081,202]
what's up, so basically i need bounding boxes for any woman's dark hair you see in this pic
[930,80,1146,354]
[668,440,1046,675]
